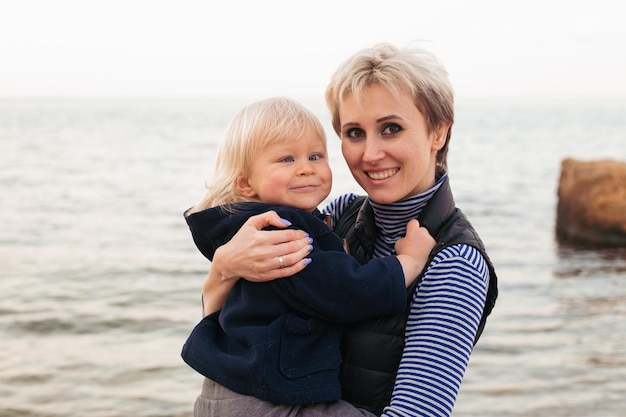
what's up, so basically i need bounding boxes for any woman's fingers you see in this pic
[244,210,290,230]
[239,211,308,246]
[263,256,311,279]
[272,238,313,267]
[214,210,312,282]
[248,236,312,279]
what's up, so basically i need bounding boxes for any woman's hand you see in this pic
[214,210,313,281]
[202,210,313,316]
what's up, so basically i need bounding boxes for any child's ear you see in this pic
[235,176,257,198]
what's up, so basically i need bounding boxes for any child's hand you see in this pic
[395,219,436,287]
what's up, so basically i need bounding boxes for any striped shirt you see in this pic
[323,174,489,417]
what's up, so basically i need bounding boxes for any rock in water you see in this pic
[556,158,626,246]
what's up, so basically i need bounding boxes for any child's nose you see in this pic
[297,160,315,175]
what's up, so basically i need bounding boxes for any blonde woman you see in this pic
[202,44,499,416]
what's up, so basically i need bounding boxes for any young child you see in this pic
[182,97,435,416]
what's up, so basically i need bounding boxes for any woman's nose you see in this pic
[362,138,384,162]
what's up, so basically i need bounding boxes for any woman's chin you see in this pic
[364,190,402,205]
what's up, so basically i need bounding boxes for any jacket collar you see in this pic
[353,176,455,254]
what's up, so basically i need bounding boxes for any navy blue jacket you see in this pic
[181,202,407,405]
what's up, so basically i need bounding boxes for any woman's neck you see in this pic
[369,173,447,258]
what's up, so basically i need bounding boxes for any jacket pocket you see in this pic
[279,314,341,379]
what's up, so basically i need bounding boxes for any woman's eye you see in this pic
[382,123,402,135]
[345,128,365,139]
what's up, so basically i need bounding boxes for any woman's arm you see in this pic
[201,210,313,316]
[205,216,435,319]
[382,244,489,417]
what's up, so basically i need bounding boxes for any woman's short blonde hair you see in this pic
[325,43,454,175]
[192,97,327,212]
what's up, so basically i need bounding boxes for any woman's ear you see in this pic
[432,122,451,151]
[235,175,257,198]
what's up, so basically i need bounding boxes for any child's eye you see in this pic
[309,153,323,161]
[382,123,402,135]
[344,128,365,139]
[280,156,295,163]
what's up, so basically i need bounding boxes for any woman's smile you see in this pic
[365,168,399,181]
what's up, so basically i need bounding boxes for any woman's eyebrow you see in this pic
[376,115,402,123]
[341,122,360,130]
[341,115,402,130]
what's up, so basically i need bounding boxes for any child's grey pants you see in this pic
[194,377,377,417]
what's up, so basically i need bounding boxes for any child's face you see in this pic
[238,128,332,212]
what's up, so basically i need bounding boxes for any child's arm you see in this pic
[203,217,435,319]
[394,219,436,287]
[265,217,435,322]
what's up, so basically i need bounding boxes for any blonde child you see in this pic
[182,97,435,416]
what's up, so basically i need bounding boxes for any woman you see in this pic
[200,43,498,417]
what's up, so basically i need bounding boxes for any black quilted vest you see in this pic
[333,177,498,415]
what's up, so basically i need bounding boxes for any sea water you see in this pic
[1,97,625,416]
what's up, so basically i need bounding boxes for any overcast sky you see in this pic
[1,0,624,101]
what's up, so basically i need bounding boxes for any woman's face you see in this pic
[338,84,447,204]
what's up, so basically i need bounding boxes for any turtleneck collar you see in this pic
[369,173,447,257]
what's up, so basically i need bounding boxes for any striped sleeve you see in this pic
[382,244,489,417]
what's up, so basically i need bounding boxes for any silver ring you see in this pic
[278,256,285,269]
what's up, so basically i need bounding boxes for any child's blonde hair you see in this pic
[191,97,327,213]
